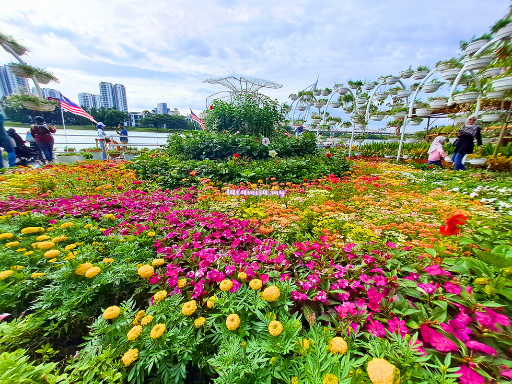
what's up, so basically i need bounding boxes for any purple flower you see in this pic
[486,308,511,327]
[465,340,497,355]
[367,287,384,311]
[501,369,512,379]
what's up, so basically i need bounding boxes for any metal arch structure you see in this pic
[203,76,283,108]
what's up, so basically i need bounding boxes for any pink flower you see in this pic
[367,319,386,338]
[424,264,451,277]
[0,313,10,322]
[388,316,408,338]
[417,282,437,294]
[366,287,384,311]
[420,324,458,352]
[444,282,461,295]
[404,272,419,281]
[456,365,485,384]
[440,319,472,341]
[409,339,427,356]
[486,308,511,327]
[385,241,397,248]
[291,291,307,301]
[501,369,512,379]
[229,279,241,293]
[260,274,269,284]
[314,290,328,303]
[465,340,496,355]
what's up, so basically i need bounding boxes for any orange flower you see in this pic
[189,171,197,176]
[440,214,467,236]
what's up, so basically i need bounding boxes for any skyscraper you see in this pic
[0,65,30,97]
[156,103,168,114]
[78,92,102,109]
[98,82,128,111]
[32,87,61,99]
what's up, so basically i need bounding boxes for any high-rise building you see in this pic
[78,92,102,109]
[0,65,30,97]
[32,87,61,99]
[169,108,180,116]
[99,82,128,111]
[156,103,168,114]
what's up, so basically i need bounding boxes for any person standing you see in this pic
[116,123,128,150]
[427,136,447,167]
[0,113,16,169]
[30,116,56,163]
[97,122,108,160]
[452,116,482,171]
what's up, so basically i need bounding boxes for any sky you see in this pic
[0,0,509,125]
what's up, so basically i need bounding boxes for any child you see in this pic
[427,136,447,167]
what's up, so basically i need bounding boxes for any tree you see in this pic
[104,110,129,127]
[204,94,287,137]
[137,114,189,130]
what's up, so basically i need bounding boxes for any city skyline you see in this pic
[0,64,30,97]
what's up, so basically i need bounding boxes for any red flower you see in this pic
[189,171,197,176]
[209,105,214,110]
[233,153,240,158]
[440,214,467,236]
[326,153,332,158]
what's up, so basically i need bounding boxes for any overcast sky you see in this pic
[0,0,509,123]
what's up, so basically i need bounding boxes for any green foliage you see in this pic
[205,94,287,137]
[103,110,129,128]
[7,63,59,82]
[137,114,188,130]
[0,349,66,384]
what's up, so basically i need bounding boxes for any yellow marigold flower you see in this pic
[141,315,154,326]
[10,265,24,270]
[60,222,73,229]
[329,337,348,355]
[323,374,338,384]
[85,267,101,278]
[238,271,248,281]
[64,255,76,260]
[152,258,165,267]
[268,320,284,336]
[21,227,44,235]
[52,236,67,243]
[103,306,121,320]
[103,258,114,263]
[44,250,61,259]
[132,310,146,325]
[177,278,187,288]
[31,272,45,278]
[148,231,156,237]
[127,325,143,341]
[207,296,216,308]
[121,349,138,367]
[291,377,299,384]
[84,224,92,229]
[249,279,262,290]
[194,317,206,328]
[150,323,166,339]
[36,235,50,242]
[154,290,167,302]
[0,233,14,240]
[23,251,34,256]
[262,286,281,302]
[297,339,311,354]
[37,241,55,250]
[64,244,77,251]
[226,314,241,331]
[16,248,26,252]
[104,214,116,220]
[5,211,17,215]
[75,262,94,276]
[181,300,197,316]
[0,270,14,280]
[367,358,400,384]
[5,241,20,248]
[48,258,57,262]
[219,279,233,292]
[137,265,154,278]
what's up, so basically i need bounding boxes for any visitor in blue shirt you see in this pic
[116,123,128,150]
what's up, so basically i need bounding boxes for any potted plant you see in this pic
[374,91,389,101]
[56,152,79,164]
[400,66,413,79]
[410,83,421,91]
[465,54,495,72]
[297,103,307,111]
[330,101,341,108]
[335,84,349,94]
[397,89,413,98]
[0,33,29,55]
[370,113,386,121]
[327,117,341,125]
[387,86,401,95]
[422,79,445,93]
[300,90,314,100]
[415,105,433,117]
[77,151,93,161]
[123,150,139,161]
[484,86,505,99]
[491,17,512,40]
[289,93,298,100]
[321,87,332,96]
[453,86,481,104]
[311,113,322,124]
[313,89,321,96]
[479,109,506,122]
[348,80,363,89]
[82,147,104,161]
[491,73,512,91]
[413,65,430,80]
[388,106,408,118]
[7,63,59,84]
[466,148,487,165]
[364,81,378,90]
[460,33,493,56]
[386,120,404,136]
[480,67,503,78]
[436,58,463,72]
[354,135,365,144]
[6,93,58,112]
[355,92,369,105]
[385,75,399,85]
[428,96,449,109]
[343,121,352,128]
[64,146,76,152]
[109,151,121,159]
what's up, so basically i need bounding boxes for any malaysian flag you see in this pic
[59,94,97,123]
[190,109,206,130]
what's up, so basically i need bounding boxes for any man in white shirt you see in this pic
[97,122,107,160]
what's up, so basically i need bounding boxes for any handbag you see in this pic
[451,138,459,147]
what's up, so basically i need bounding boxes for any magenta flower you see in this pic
[314,290,328,303]
[456,365,485,384]
[385,241,397,248]
[501,369,512,379]
[260,274,269,284]
[486,308,511,327]
[417,283,437,294]
[366,287,384,311]
[465,340,497,355]
[388,316,408,338]
[291,291,307,301]
[420,324,458,352]
[444,282,461,295]
[440,318,472,341]
[367,319,386,338]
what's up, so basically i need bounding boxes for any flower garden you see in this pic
[1,142,512,384]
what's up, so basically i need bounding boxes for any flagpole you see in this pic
[60,103,68,145]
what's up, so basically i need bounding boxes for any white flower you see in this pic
[452,188,460,192]
[269,150,278,158]
[469,193,478,198]
[262,137,270,146]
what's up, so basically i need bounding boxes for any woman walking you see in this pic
[30,116,57,163]
[452,116,482,171]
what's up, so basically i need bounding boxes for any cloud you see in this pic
[0,0,508,132]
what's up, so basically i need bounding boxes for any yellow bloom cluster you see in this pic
[147,231,156,237]
[154,290,167,302]
[5,241,19,248]
[249,279,262,290]
[181,300,197,316]
[37,241,55,250]
[52,236,67,243]
[104,214,116,220]
[152,258,165,267]
[328,337,348,355]
[194,317,206,328]
[10,265,24,270]
[226,314,241,330]
[137,265,154,278]
[103,306,121,320]
[219,279,233,291]
[297,339,311,354]
[127,325,143,341]
[103,258,114,263]
[150,323,166,339]
[0,233,14,240]
[0,270,14,280]
[84,224,92,229]
[64,244,77,251]
[132,310,146,325]
[37,235,50,241]
[367,358,400,384]
[75,262,94,276]
[141,315,154,326]
[60,222,73,229]
[207,296,216,308]
[238,271,247,281]
[85,267,101,278]
[268,320,284,336]
[291,377,299,384]
[177,278,187,288]
[262,286,281,302]
[23,251,33,256]
[64,254,76,261]
[16,248,26,253]
[31,273,45,278]
[323,374,338,384]
[20,227,44,235]
[121,349,138,366]
[44,250,61,259]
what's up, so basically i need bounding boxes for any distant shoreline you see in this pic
[4,122,191,134]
